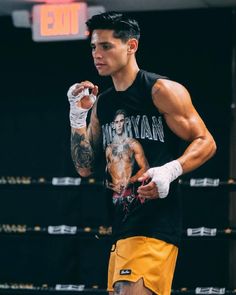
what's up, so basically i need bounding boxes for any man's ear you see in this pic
[127,38,138,53]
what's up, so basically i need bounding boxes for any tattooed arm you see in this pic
[71,100,101,177]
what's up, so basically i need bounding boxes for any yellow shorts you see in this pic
[107,236,178,295]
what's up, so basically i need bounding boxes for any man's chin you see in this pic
[96,68,111,76]
[98,71,110,77]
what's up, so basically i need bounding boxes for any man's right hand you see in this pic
[67,81,98,129]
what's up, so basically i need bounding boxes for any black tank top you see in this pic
[96,69,182,246]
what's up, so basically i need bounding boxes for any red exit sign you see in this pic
[32,3,88,42]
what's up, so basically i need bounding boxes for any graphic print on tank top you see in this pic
[104,108,153,213]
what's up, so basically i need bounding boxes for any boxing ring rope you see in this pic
[0,224,235,238]
[0,176,235,189]
[0,176,103,187]
[0,284,235,294]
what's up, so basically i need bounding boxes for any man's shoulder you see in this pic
[126,137,141,147]
[137,69,169,95]
[152,79,186,95]
[139,69,169,81]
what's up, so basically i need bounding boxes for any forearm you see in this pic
[67,81,100,177]
[71,127,94,177]
[178,133,216,174]
[129,167,147,183]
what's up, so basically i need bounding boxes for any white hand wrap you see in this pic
[67,83,96,129]
[147,160,183,199]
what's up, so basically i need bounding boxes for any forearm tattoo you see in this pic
[71,131,94,171]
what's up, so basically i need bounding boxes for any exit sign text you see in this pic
[32,3,88,42]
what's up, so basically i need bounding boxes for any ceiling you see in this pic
[0,0,236,16]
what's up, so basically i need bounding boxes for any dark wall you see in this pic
[0,8,233,289]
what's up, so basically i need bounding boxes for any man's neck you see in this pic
[114,133,126,144]
[112,62,139,91]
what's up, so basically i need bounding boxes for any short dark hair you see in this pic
[114,109,127,121]
[86,12,140,42]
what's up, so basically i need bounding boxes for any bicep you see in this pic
[132,141,148,167]
[152,80,208,142]
[165,103,208,142]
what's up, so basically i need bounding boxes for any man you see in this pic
[68,12,216,295]
[105,109,149,208]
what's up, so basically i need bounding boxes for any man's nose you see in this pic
[92,48,102,59]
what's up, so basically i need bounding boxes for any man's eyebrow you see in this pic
[90,41,112,45]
